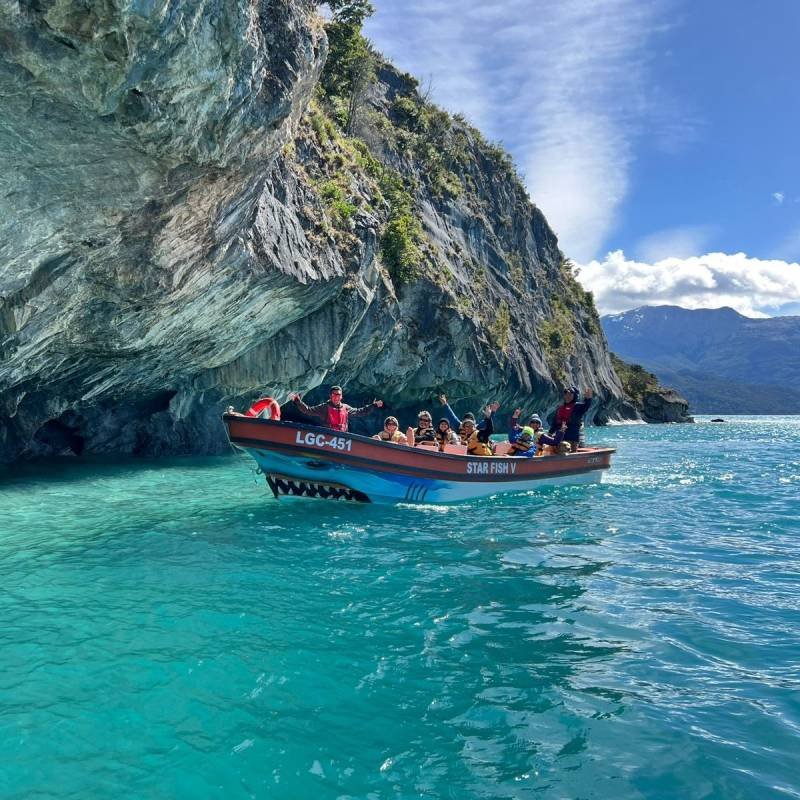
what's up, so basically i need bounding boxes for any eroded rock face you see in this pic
[0,1,636,463]
[641,389,695,424]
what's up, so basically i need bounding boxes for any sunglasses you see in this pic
[386,422,397,427]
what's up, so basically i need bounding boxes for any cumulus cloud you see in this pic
[366,0,678,261]
[576,250,800,317]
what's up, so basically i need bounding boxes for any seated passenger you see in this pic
[508,426,537,457]
[413,410,437,446]
[532,419,568,454]
[435,418,460,450]
[466,405,496,456]
[509,409,543,443]
[438,393,477,442]
[373,416,408,444]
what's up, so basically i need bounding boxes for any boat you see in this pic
[223,414,615,505]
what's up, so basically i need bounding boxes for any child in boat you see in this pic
[373,416,408,444]
[435,418,460,450]
[509,411,567,454]
[508,426,537,457]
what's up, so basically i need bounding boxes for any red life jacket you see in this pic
[555,402,575,427]
[325,403,349,431]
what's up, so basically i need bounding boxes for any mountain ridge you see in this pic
[602,306,800,413]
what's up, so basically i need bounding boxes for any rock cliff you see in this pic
[0,0,635,462]
[609,354,693,423]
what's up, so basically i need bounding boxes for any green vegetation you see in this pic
[507,253,525,286]
[538,295,576,383]
[560,257,601,334]
[379,172,423,284]
[489,300,511,351]
[319,179,356,226]
[321,3,375,134]
[610,353,660,409]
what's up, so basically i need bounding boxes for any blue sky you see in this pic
[364,0,800,316]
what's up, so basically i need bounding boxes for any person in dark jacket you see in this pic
[549,386,593,453]
[411,410,437,446]
[290,386,383,432]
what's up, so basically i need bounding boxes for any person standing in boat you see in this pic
[549,386,593,453]
[290,386,383,432]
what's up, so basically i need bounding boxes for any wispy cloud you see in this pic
[772,227,800,261]
[634,225,715,262]
[366,0,680,261]
[577,250,800,317]
[773,191,785,205]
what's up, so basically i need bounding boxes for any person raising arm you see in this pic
[291,386,383,433]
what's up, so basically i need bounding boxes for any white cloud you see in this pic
[773,191,785,205]
[576,250,800,317]
[634,225,714,262]
[366,0,679,261]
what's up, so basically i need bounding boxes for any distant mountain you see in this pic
[601,306,800,414]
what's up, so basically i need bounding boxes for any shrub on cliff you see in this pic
[610,353,659,407]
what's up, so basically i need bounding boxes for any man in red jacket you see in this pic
[290,386,383,432]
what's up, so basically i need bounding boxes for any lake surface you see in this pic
[1,416,799,799]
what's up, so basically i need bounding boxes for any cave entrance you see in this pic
[33,418,85,456]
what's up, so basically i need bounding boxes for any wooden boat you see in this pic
[223,415,615,505]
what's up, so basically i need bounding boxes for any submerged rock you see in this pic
[0,1,636,463]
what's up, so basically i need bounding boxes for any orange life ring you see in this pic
[245,397,281,420]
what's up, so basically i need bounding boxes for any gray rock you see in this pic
[641,389,694,424]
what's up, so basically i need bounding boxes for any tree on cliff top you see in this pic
[325,0,374,27]
[321,1,375,134]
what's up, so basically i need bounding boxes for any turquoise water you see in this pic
[1,416,799,799]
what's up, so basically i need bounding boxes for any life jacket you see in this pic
[509,437,536,457]
[459,424,480,445]
[325,403,349,432]
[376,429,405,443]
[414,426,436,444]
[467,431,493,456]
[554,402,575,428]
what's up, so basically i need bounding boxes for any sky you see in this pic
[364,0,800,317]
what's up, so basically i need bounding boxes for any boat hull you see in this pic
[223,416,614,505]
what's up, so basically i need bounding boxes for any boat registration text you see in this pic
[295,431,353,451]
